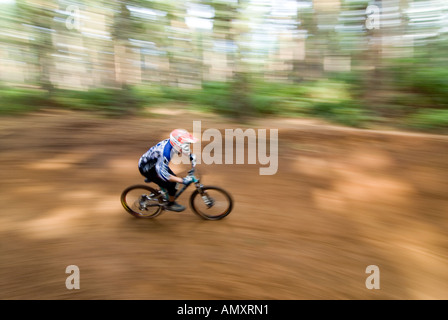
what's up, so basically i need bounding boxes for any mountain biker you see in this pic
[138,129,198,212]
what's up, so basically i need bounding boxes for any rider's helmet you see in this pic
[170,129,198,155]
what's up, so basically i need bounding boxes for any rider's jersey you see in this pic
[138,139,175,181]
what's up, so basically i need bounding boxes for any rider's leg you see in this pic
[165,187,185,212]
[146,168,185,212]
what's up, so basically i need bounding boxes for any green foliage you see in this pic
[0,85,145,116]
[0,87,50,114]
[51,87,142,115]
[388,58,448,108]
[310,101,369,127]
[249,94,281,115]
[405,109,448,131]
[194,82,233,114]
[193,80,291,117]
[412,68,448,107]
[160,85,199,102]
[2,71,447,133]
[131,85,168,105]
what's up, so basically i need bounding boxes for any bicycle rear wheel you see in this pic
[120,185,163,218]
[190,186,233,220]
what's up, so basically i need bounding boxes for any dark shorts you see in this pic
[139,165,177,196]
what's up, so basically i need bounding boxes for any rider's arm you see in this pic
[168,175,183,184]
[157,142,185,184]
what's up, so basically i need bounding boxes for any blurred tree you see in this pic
[110,1,136,88]
[294,1,318,82]
[201,0,253,117]
[16,0,58,93]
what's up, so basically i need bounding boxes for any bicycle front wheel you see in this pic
[120,185,163,218]
[190,186,233,220]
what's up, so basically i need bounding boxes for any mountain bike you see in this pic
[120,165,233,220]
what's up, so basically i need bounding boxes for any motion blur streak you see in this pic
[1,110,447,299]
[0,0,447,300]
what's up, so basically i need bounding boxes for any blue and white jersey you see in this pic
[138,139,175,181]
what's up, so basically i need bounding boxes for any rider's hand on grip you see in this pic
[182,175,197,186]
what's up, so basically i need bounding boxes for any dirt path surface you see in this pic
[1,106,447,300]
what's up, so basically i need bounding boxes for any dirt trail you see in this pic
[0,107,447,300]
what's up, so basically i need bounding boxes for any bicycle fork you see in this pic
[195,183,214,208]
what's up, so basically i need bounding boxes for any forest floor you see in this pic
[0,105,447,299]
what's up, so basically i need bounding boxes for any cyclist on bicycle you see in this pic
[138,129,198,212]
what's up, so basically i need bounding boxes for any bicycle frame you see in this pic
[159,166,202,202]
